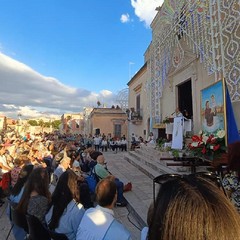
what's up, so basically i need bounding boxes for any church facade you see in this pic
[131,0,240,137]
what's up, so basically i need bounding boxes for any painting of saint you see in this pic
[205,100,214,127]
[201,81,225,134]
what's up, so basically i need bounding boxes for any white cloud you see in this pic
[18,106,45,118]
[0,52,118,119]
[131,0,164,27]
[2,104,18,109]
[120,14,130,23]
[100,90,113,97]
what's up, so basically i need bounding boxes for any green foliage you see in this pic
[44,122,51,128]
[28,120,38,126]
[157,137,167,150]
[51,120,61,129]
[165,146,172,152]
[38,119,44,127]
[27,119,61,129]
[162,117,171,124]
[171,149,180,157]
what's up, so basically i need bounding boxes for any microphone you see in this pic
[171,112,175,115]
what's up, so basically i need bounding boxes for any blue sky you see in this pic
[0,0,164,119]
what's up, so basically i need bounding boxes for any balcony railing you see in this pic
[130,111,143,123]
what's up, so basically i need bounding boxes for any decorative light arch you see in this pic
[150,0,240,121]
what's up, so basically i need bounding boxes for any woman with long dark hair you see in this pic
[45,169,85,240]
[8,164,34,240]
[17,167,51,224]
[10,164,34,199]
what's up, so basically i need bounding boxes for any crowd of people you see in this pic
[0,131,132,240]
[130,132,156,150]
[0,130,240,240]
[84,134,128,153]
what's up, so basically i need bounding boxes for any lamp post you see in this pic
[17,113,22,136]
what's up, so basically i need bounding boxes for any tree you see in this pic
[28,120,38,126]
[38,119,44,131]
[52,120,61,129]
[44,122,51,128]
[97,101,101,107]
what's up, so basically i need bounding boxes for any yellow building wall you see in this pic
[128,64,151,140]
[90,109,127,138]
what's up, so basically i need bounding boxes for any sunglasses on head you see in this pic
[153,172,227,207]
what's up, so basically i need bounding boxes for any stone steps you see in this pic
[119,147,194,230]
[126,147,191,176]
[120,147,212,231]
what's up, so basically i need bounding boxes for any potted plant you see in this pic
[162,116,171,124]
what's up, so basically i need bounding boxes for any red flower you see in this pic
[192,135,201,142]
[201,147,206,154]
[210,138,216,144]
[188,130,226,159]
[206,135,214,143]
[213,144,220,151]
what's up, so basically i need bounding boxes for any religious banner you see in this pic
[201,80,225,134]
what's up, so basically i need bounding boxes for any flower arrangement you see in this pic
[162,116,171,124]
[188,129,227,160]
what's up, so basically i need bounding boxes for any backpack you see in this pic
[86,167,101,194]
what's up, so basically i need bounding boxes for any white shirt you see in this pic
[121,139,128,145]
[46,200,85,240]
[147,135,155,145]
[93,137,101,145]
[77,205,131,240]
[101,140,108,146]
[77,205,114,240]
[53,164,66,180]
[176,112,183,117]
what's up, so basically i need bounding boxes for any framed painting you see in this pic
[201,80,225,134]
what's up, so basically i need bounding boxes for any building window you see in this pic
[136,94,140,114]
[114,124,121,138]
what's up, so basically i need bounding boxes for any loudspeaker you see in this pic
[95,128,100,135]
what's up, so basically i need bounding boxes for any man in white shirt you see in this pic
[93,135,101,151]
[77,178,132,240]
